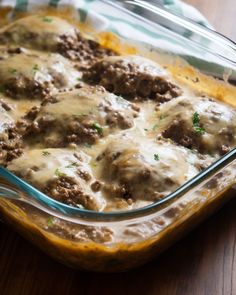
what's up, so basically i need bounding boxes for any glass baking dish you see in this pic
[0,0,236,272]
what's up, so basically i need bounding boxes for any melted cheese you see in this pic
[103,55,168,78]
[158,95,236,154]
[0,49,81,96]
[7,148,106,211]
[0,15,78,51]
[1,14,235,214]
[94,135,207,211]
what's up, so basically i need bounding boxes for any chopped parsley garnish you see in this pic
[90,161,98,167]
[192,112,205,135]
[55,168,66,177]
[154,154,160,161]
[9,68,17,74]
[42,16,53,23]
[194,126,205,135]
[160,114,165,120]
[65,162,78,169]
[92,123,103,134]
[73,112,87,118]
[33,64,39,72]
[144,128,149,131]
[42,151,51,156]
[47,216,55,227]
[77,77,82,81]
[193,112,200,126]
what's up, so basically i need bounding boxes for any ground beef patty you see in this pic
[84,55,182,102]
[7,148,105,211]
[23,86,139,147]
[0,47,81,99]
[0,15,115,67]
[0,101,23,165]
[159,96,236,155]
[95,135,210,211]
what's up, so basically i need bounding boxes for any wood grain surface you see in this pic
[0,1,236,294]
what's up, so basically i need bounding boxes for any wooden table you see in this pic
[1,1,236,294]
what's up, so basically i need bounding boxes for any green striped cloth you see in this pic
[0,0,210,27]
[0,0,235,80]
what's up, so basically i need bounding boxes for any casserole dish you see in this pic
[0,0,236,272]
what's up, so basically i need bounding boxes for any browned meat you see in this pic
[96,135,211,211]
[58,34,115,67]
[159,96,236,155]
[0,102,23,166]
[84,55,181,102]
[44,218,113,243]
[23,86,139,147]
[0,15,115,67]
[0,47,81,99]
[0,126,23,166]
[7,148,105,211]
[44,176,100,210]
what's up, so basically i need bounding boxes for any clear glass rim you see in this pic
[106,0,236,65]
[1,148,236,222]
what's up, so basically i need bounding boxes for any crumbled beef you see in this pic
[23,86,139,147]
[58,33,115,67]
[0,126,23,166]
[44,176,100,211]
[0,48,81,100]
[160,96,236,155]
[84,56,181,101]
[0,15,115,68]
[4,76,51,100]
[45,218,113,243]
[97,136,203,208]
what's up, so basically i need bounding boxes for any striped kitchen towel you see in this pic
[0,0,211,28]
[0,0,235,79]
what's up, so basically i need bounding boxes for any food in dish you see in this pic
[0,15,114,65]
[0,14,235,213]
[84,55,181,102]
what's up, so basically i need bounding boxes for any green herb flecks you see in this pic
[42,151,51,156]
[9,68,17,75]
[65,162,78,169]
[47,216,55,227]
[192,112,205,135]
[55,168,66,178]
[73,112,87,118]
[90,161,98,168]
[92,123,103,135]
[154,154,160,161]
[42,16,53,23]
[33,64,40,72]
[160,114,165,120]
